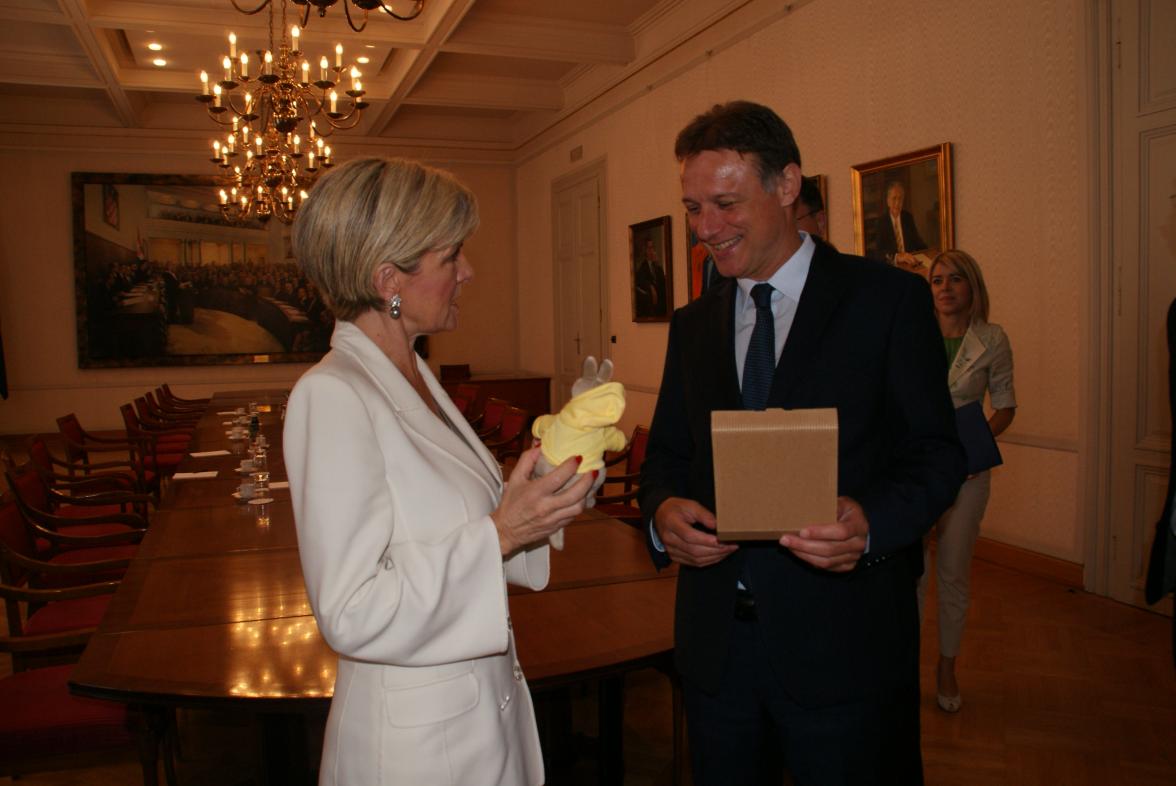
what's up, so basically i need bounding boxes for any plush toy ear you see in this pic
[580,355,598,381]
[595,358,614,384]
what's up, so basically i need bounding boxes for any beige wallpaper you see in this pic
[513,0,1088,561]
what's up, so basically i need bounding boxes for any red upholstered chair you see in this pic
[3,468,142,569]
[119,404,186,478]
[55,413,158,496]
[149,388,204,415]
[133,397,196,445]
[476,397,511,440]
[0,571,149,782]
[485,406,530,463]
[451,394,472,418]
[11,441,152,521]
[0,493,133,593]
[455,383,483,425]
[25,435,141,496]
[138,393,200,429]
[160,382,210,407]
[595,425,650,527]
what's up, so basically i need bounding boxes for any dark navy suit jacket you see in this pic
[639,242,965,708]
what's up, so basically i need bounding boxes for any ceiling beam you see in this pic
[364,0,476,136]
[56,0,137,126]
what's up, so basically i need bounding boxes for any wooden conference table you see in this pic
[69,389,678,785]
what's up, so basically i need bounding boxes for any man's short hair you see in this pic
[674,100,801,189]
[885,181,905,198]
[798,176,825,214]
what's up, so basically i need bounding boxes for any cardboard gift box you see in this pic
[711,408,838,540]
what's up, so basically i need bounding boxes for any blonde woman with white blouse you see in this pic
[921,249,1016,714]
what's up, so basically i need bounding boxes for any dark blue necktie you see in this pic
[741,283,776,410]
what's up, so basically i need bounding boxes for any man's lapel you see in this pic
[706,278,743,409]
[774,244,848,403]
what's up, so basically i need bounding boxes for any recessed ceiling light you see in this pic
[365,44,376,49]
[148,42,163,51]
[152,58,167,67]
[356,56,370,64]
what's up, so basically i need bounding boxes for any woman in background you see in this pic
[284,156,592,784]
[922,249,1016,713]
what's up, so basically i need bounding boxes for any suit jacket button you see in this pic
[382,557,393,571]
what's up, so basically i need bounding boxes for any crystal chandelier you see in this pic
[198,0,368,223]
[234,0,424,33]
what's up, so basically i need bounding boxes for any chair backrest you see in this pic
[133,397,153,423]
[0,493,36,576]
[5,460,50,515]
[55,414,88,464]
[625,425,651,475]
[120,403,141,435]
[25,436,55,478]
[480,397,509,433]
[498,407,528,442]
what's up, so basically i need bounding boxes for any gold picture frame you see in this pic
[630,215,674,322]
[851,144,953,278]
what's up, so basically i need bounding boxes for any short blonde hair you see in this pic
[291,156,478,321]
[930,249,990,323]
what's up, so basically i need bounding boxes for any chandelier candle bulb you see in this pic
[293,134,300,153]
[335,43,343,68]
[229,32,237,59]
[213,140,221,160]
[213,84,222,107]
[240,53,249,78]
[264,51,273,76]
[291,25,300,49]
[329,91,337,114]
[200,70,209,95]
[223,57,231,82]
[302,60,310,84]
[319,56,328,82]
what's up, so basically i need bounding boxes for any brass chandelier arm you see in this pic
[229,0,272,15]
[375,1,424,22]
[342,2,369,32]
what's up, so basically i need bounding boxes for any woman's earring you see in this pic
[389,294,401,320]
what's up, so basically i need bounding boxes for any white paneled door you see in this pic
[1106,0,1176,610]
[551,163,607,407]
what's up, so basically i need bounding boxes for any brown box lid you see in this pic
[712,408,838,540]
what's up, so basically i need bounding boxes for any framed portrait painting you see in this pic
[851,144,953,278]
[686,217,719,303]
[72,172,332,368]
[630,215,673,322]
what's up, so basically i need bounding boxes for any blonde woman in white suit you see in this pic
[921,249,1016,714]
[284,157,593,785]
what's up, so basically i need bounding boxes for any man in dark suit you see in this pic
[868,181,927,272]
[1145,297,1176,668]
[639,101,965,784]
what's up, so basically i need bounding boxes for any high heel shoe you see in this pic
[936,692,962,713]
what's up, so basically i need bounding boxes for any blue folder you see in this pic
[955,400,1003,474]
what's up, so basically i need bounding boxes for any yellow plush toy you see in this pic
[531,356,626,548]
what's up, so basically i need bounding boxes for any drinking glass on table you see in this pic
[252,449,270,493]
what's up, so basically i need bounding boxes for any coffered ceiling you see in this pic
[0,0,749,152]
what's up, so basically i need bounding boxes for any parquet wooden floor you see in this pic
[2,556,1173,784]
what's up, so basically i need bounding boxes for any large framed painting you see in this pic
[72,172,332,368]
[629,215,673,322]
[851,144,953,278]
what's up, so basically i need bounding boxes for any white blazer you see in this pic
[947,320,1016,410]
[284,320,549,786]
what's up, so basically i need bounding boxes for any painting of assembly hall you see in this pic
[72,173,332,368]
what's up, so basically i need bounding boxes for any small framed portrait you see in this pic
[797,174,828,241]
[851,144,953,278]
[686,217,720,303]
[102,183,120,229]
[630,215,673,322]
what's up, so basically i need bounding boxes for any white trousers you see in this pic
[917,471,991,658]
